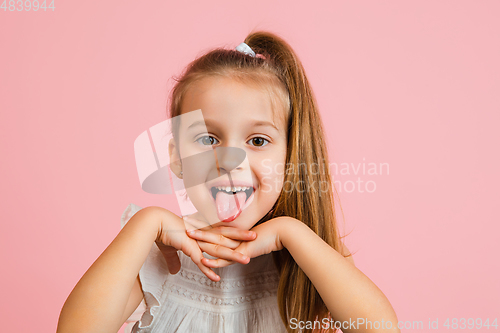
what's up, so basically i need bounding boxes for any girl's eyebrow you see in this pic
[187,119,279,131]
[251,120,279,132]
[186,120,208,130]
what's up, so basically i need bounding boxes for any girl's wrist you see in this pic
[144,206,183,244]
[275,216,304,250]
[128,206,170,244]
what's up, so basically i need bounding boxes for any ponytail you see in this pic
[245,31,344,333]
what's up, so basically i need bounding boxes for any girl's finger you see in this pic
[208,226,257,241]
[198,236,254,269]
[194,254,220,281]
[181,240,220,282]
[184,217,257,241]
[186,229,241,249]
[201,257,235,268]
[196,240,250,265]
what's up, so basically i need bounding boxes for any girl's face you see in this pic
[171,76,288,231]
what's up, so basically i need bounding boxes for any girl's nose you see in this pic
[214,146,246,174]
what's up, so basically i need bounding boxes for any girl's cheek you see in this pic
[258,167,285,195]
[259,176,276,194]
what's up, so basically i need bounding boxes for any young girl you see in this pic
[58,31,400,333]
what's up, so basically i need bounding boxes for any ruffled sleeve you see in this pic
[120,203,171,333]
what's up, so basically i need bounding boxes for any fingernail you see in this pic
[187,230,195,234]
[242,255,249,260]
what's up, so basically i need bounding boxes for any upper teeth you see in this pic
[215,186,250,193]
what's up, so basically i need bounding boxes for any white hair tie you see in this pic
[235,42,256,57]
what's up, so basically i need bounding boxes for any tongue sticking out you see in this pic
[215,191,247,222]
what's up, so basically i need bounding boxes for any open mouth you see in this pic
[209,185,255,222]
[210,186,254,202]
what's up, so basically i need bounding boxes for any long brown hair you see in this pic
[168,31,347,333]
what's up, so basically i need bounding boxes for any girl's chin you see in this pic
[204,208,250,228]
[210,219,251,231]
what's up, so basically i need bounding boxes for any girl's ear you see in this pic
[169,138,182,178]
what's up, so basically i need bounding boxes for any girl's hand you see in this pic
[154,210,221,281]
[154,211,254,282]
[183,215,256,264]
[187,217,289,268]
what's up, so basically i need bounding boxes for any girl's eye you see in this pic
[248,137,269,147]
[196,135,219,146]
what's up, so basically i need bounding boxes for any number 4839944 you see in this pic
[443,318,498,330]
[1,0,55,11]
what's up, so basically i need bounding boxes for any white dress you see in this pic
[120,203,288,333]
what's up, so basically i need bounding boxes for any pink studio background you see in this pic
[1,1,499,332]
